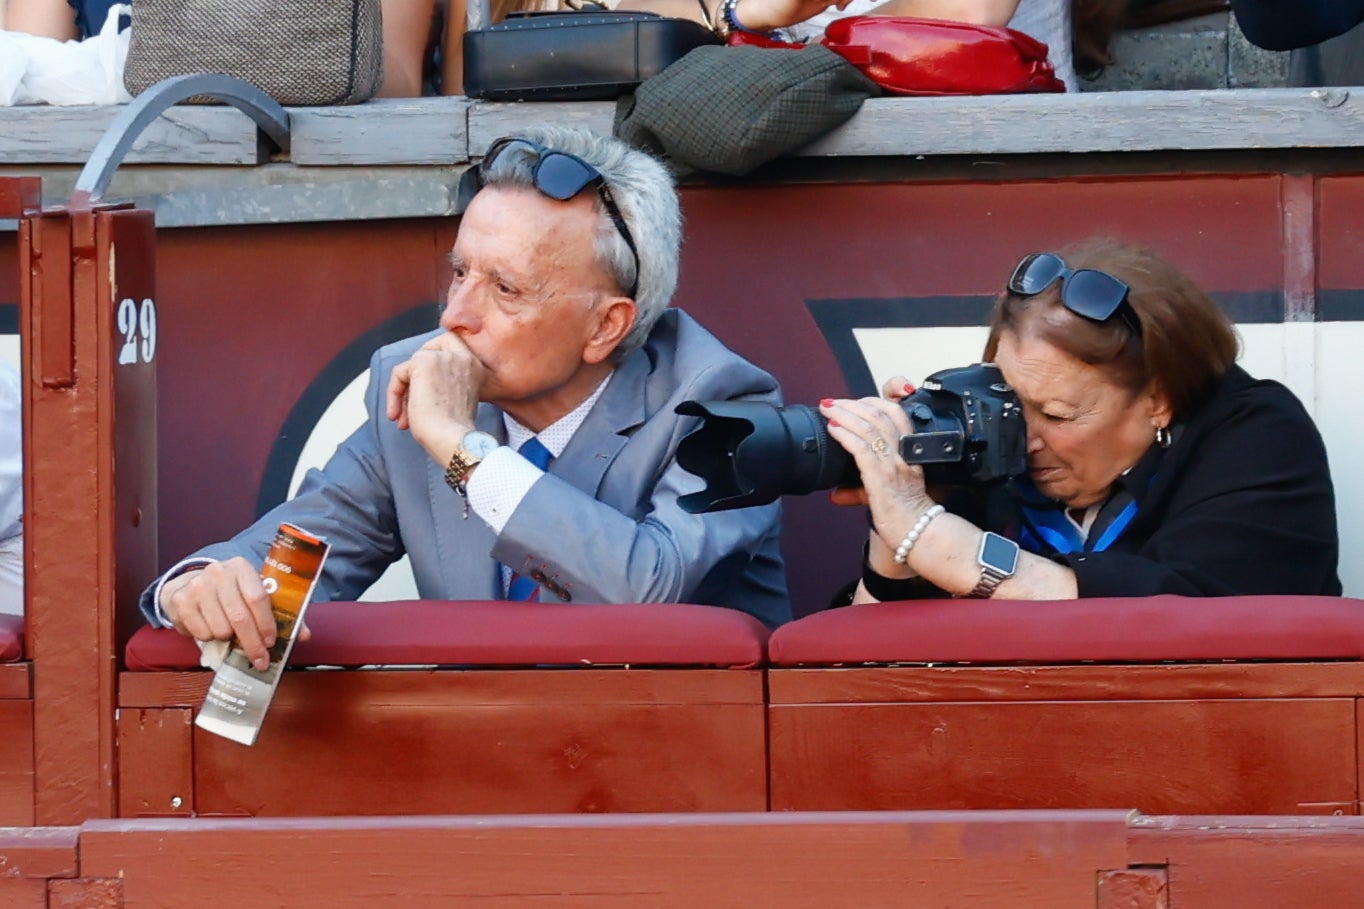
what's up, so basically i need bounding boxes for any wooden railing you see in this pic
[7,810,1364,908]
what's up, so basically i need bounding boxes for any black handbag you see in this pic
[463,9,721,101]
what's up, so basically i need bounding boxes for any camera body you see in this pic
[675,362,1027,514]
[898,362,1027,486]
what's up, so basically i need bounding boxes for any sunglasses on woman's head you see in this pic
[455,136,640,299]
[1008,252,1140,335]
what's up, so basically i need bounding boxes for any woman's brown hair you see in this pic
[983,239,1239,419]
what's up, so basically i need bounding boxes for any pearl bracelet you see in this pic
[893,504,946,565]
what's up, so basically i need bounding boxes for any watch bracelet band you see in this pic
[967,565,1009,599]
[443,450,478,496]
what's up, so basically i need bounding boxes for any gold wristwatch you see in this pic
[444,430,499,496]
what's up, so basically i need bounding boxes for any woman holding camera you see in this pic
[823,239,1341,602]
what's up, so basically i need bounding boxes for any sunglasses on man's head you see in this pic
[1008,252,1140,335]
[455,136,640,299]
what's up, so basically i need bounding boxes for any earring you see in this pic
[1155,425,1171,448]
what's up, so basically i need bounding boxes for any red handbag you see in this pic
[818,16,1066,95]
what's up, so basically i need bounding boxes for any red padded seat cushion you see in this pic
[768,595,1364,666]
[0,614,21,662]
[125,600,770,671]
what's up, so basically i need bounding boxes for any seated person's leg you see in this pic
[442,0,467,94]
[6,0,79,39]
[616,0,1019,35]
[862,0,1019,25]
[379,0,437,96]
[441,0,554,95]
[613,0,711,24]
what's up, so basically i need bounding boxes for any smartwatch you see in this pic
[443,430,499,496]
[967,532,1019,599]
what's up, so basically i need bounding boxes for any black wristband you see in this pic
[859,543,922,603]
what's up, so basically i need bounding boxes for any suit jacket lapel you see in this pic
[552,350,649,499]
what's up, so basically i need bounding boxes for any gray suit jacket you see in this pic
[142,309,791,628]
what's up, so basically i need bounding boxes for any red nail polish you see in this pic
[828,418,840,427]
[903,383,916,394]
[820,398,834,407]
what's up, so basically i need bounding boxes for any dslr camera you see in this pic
[674,363,1028,514]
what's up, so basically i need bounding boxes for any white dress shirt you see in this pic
[467,374,613,594]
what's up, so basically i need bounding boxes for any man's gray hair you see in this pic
[477,127,681,358]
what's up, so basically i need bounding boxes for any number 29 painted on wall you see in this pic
[117,298,157,366]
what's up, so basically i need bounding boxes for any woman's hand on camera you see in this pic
[820,396,937,552]
[826,377,918,508]
[881,375,916,403]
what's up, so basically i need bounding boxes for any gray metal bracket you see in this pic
[70,74,291,207]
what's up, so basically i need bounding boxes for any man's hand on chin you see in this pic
[386,333,488,464]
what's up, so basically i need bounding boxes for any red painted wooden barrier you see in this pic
[118,668,768,817]
[7,811,1364,908]
[78,811,1134,909]
[0,827,78,909]
[0,180,39,829]
[20,194,159,826]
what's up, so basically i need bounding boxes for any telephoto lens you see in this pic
[675,363,1027,513]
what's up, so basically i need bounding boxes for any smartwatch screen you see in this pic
[980,532,1020,573]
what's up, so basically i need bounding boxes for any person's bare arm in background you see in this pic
[7,0,79,39]
[614,0,1017,33]
[378,0,437,96]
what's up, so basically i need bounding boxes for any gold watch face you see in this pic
[445,431,499,492]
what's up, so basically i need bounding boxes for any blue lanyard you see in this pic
[1019,496,1138,555]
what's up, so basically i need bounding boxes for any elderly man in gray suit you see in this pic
[141,127,790,670]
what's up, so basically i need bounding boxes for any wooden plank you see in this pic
[0,826,80,878]
[768,663,1364,704]
[0,700,34,825]
[769,699,1357,815]
[7,89,1364,170]
[119,667,762,708]
[0,663,31,699]
[1097,868,1169,909]
[78,811,1132,909]
[117,670,211,707]
[191,696,766,815]
[27,206,157,825]
[0,105,266,165]
[117,669,766,816]
[376,90,1364,165]
[0,178,41,219]
[801,88,1364,157]
[1127,816,1364,909]
[116,708,194,818]
[1316,175,1364,292]
[1357,698,1364,815]
[468,102,616,155]
[49,879,122,909]
[0,880,46,907]
[290,97,471,165]
[1281,173,1316,322]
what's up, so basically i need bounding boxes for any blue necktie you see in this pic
[505,437,553,601]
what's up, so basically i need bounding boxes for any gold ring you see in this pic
[871,437,888,455]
